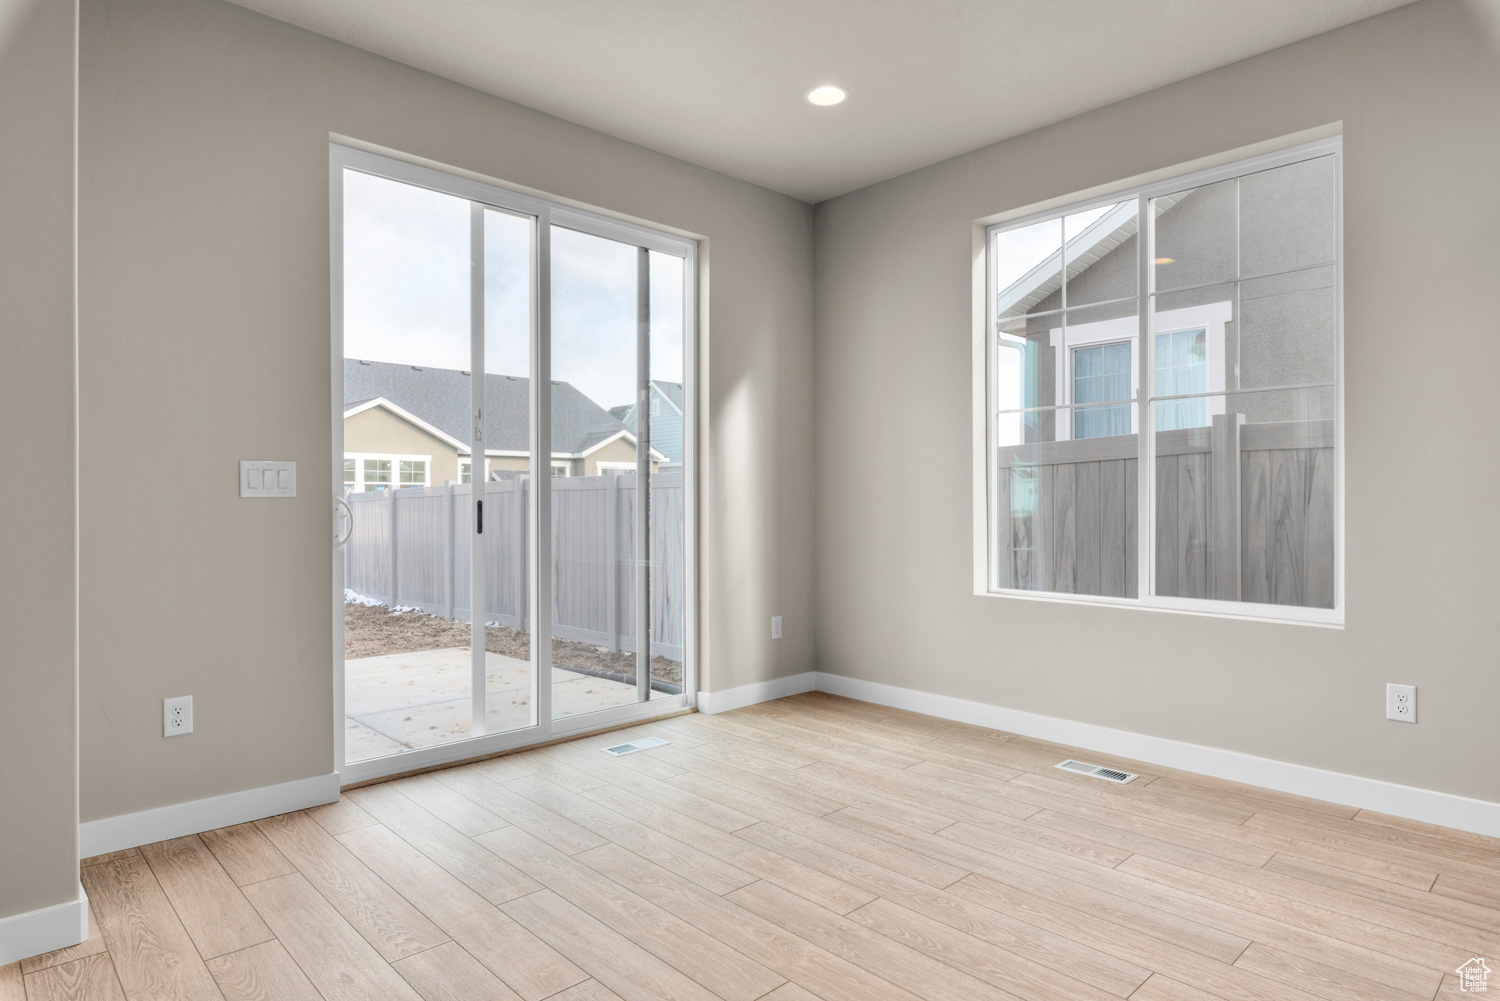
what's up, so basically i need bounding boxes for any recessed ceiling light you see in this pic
[806,85,847,107]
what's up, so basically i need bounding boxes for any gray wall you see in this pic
[79,0,815,822]
[814,0,1500,802]
[0,0,79,920]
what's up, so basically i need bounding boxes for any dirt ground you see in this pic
[345,601,682,687]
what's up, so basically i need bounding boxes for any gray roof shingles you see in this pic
[344,359,631,455]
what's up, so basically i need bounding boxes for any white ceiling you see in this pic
[230,0,1410,202]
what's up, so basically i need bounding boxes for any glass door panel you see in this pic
[548,225,647,719]
[479,207,535,734]
[648,250,686,702]
[341,169,479,763]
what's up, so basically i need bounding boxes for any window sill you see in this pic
[976,585,1343,628]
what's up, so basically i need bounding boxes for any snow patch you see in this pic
[344,589,421,616]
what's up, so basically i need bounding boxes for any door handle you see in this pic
[334,495,354,549]
[477,499,483,535]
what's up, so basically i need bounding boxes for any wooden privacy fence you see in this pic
[345,472,685,661]
[994,415,1334,608]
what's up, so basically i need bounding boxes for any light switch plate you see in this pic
[771,615,783,640]
[240,460,296,498]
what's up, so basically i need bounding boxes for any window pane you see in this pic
[1152,387,1334,608]
[1064,200,1138,308]
[1152,178,1235,293]
[996,302,1140,599]
[997,299,1139,447]
[1238,270,1336,392]
[994,218,1062,320]
[550,226,647,719]
[995,403,1138,599]
[1240,155,1336,277]
[473,207,535,738]
[994,315,1047,446]
[648,250,686,703]
[341,169,474,762]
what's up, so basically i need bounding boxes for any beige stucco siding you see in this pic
[344,406,461,485]
[485,455,530,477]
[584,436,653,476]
[478,438,656,479]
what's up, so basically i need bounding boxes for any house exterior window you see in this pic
[551,462,570,477]
[984,137,1341,623]
[1155,329,1208,431]
[650,397,661,418]
[399,459,427,487]
[1071,341,1131,439]
[344,454,431,492]
[363,459,391,491]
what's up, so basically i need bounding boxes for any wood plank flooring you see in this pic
[8,693,1498,1000]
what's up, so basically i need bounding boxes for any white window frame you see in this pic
[344,452,431,491]
[331,142,700,784]
[975,133,1343,627]
[595,461,635,475]
[550,462,571,477]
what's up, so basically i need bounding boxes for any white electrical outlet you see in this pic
[163,695,193,737]
[1386,684,1416,723]
[771,615,783,640]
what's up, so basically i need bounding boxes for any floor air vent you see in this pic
[1056,759,1138,783]
[601,736,670,757]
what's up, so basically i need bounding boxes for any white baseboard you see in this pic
[0,884,87,966]
[697,671,816,715]
[814,672,1500,839]
[80,772,340,858]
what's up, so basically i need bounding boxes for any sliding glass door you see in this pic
[332,145,696,783]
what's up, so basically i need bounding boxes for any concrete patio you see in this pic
[344,647,645,762]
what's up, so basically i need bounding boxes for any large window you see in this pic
[984,138,1341,623]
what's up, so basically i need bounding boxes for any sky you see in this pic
[343,169,685,412]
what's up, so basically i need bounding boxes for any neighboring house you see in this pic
[343,359,664,490]
[611,381,685,470]
[996,158,1336,444]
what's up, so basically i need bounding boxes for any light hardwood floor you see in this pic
[9,693,1498,1000]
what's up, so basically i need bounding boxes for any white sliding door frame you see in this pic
[330,143,699,785]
